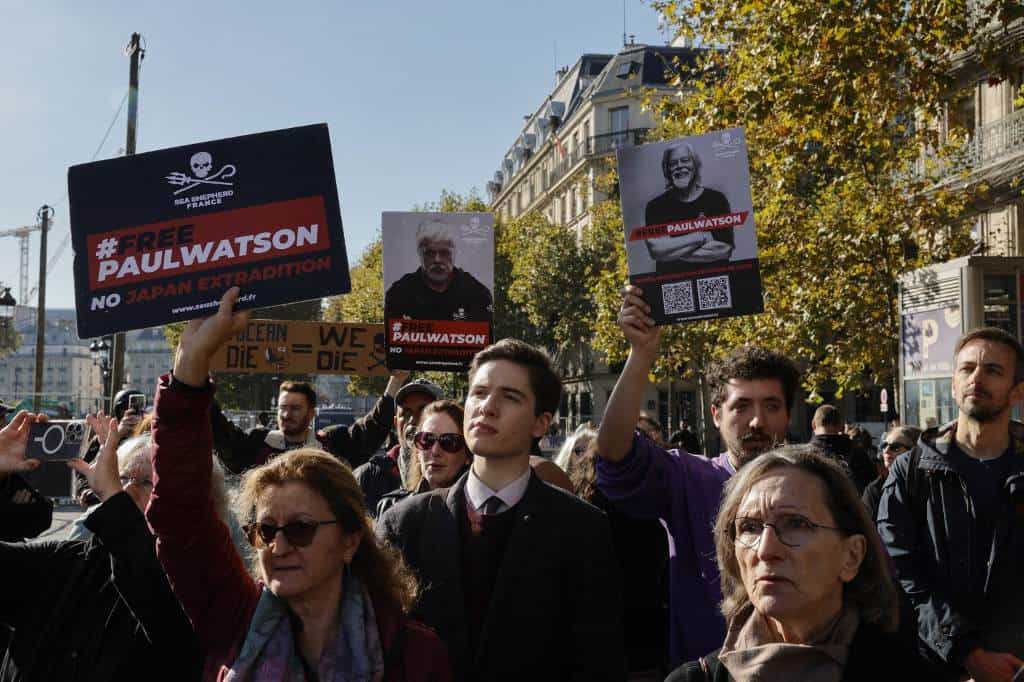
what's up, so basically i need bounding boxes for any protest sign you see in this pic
[209,319,388,376]
[69,124,350,338]
[382,212,494,371]
[617,129,764,325]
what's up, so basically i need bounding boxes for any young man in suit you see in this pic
[377,338,627,682]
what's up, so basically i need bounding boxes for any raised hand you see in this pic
[0,411,44,477]
[385,370,412,398]
[174,287,252,386]
[67,413,123,502]
[618,285,661,359]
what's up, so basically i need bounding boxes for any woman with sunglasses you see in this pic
[861,426,920,521]
[146,289,451,682]
[377,401,470,517]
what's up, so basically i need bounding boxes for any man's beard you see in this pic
[281,421,308,439]
[671,172,695,193]
[397,424,418,485]
[729,428,781,467]
[960,389,1010,423]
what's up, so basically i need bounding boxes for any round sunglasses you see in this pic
[413,431,465,453]
[244,519,338,548]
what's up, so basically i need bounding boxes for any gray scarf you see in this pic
[717,603,859,682]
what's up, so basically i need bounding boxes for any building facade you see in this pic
[0,309,102,413]
[484,42,713,438]
[898,21,1024,428]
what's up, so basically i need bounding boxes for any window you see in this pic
[610,106,629,133]
[983,273,1017,336]
[609,106,630,148]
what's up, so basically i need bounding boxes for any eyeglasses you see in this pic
[413,431,465,453]
[244,519,338,548]
[880,441,911,453]
[732,513,845,548]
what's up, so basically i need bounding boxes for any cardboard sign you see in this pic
[382,212,494,371]
[617,129,764,325]
[69,124,350,338]
[209,320,388,376]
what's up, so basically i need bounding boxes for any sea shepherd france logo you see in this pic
[165,151,237,210]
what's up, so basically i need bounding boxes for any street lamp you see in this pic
[0,288,15,321]
[89,337,112,409]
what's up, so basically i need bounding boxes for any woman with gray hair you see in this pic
[666,445,927,681]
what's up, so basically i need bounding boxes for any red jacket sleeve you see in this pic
[146,373,260,672]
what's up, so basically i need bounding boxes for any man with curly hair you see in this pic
[594,285,800,667]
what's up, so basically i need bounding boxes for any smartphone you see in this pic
[27,420,87,461]
[128,394,146,413]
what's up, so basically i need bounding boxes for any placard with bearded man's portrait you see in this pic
[617,129,765,325]
[382,211,494,371]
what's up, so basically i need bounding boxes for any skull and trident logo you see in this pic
[165,151,237,195]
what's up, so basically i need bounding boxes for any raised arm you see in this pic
[596,285,661,463]
[146,287,260,657]
[318,371,407,468]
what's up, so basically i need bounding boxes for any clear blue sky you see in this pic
[0,0,667,312]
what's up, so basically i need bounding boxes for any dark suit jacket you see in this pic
[376,470,627,682]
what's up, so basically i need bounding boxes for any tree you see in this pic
[587,0,1014,408]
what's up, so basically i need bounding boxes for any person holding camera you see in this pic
[72,389,147,508]
[0,410,200,681]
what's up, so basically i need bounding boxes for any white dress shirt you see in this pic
[465,466,530,515]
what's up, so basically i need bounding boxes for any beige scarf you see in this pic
[717,603,859,682]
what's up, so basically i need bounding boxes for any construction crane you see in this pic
[0,222,40,304]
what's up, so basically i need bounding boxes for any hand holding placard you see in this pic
[618,285,661,361]
[174,287,252,387]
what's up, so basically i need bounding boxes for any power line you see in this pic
[26,88,131,299]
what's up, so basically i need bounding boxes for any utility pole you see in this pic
[110,32,143,412]
[33,206,52,413]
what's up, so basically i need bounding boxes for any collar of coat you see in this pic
[263,428,319,452]
[918,419,1024,474]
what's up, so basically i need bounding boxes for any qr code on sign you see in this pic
[662,280,695,315]
[697,275,732,310]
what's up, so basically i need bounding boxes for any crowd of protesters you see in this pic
[0,283,1020,681]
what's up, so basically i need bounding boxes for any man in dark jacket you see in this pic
[377,339,626,681]
[354,378,444,516]
[0,411,200,681]
[384,219,493,324]
[878,327,1024,681]
[212,374,406,474]
[808,404,876,492]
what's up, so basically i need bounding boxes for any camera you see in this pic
[128,394,146,413]
[27,420,87,461]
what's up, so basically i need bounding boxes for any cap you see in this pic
[394,379,444,406]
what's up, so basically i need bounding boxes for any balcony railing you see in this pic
[591,128,650,155]
[915,108,1024,182]
[543,127,650,190]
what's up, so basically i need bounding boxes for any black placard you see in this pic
[69,124,349,338]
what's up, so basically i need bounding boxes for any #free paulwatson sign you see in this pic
[69,124,349,338]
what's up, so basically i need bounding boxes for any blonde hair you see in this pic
[714,444,899,633]
[235,448,418,613]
